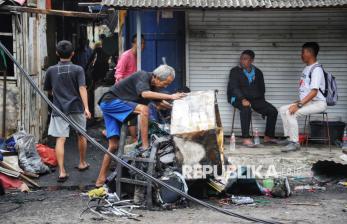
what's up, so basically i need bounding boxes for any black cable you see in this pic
[0,41,283,224]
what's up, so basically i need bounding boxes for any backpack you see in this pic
[309,64,338,106]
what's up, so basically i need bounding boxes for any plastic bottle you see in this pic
[229,133,236,152]
[342,128,347,149]
[254,128,260,145]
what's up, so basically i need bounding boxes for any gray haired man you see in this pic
[95,65,186,187]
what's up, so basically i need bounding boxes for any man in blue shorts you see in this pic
[95,65,186,187]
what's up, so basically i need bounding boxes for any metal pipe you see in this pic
[2,70,6,138]
[136,10,141,71]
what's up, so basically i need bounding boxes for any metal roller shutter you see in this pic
[187,9,347,135]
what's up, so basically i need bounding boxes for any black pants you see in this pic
[233,98,278,138]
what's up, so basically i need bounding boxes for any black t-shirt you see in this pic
[44,61,85,116]
[100,71,153,105]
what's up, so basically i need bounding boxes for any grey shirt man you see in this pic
[44,61,86,116]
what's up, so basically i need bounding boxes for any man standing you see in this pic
[44,40,91,182]
[115,34,145,83]
[279,42,327,152]
[227,50,278,147]
[112,34,145,143]
[95,65,185,187]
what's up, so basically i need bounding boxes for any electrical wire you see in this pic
[0,41,283,224]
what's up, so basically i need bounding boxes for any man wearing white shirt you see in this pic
[279,42,327,152]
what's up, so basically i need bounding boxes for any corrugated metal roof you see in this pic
[102,0,347,8]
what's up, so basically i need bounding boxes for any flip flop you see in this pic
[57,175,69,183]
[75,163,90,172]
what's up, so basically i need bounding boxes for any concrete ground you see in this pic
[1,122,346,223]
[1,185,346,224]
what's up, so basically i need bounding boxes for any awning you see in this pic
[101,0,347,9]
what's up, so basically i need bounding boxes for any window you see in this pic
[0,14,14,77]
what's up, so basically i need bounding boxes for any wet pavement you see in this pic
[37,122,110,189]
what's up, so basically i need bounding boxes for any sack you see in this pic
[13,131,50,174]
[309,64,338,106]
[36,144,57,167]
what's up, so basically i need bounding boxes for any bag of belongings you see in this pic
[13,131,50,174]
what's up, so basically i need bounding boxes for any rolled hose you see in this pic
[0,41,282,224]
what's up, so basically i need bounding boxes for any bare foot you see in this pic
[77,161,89,170]
[95,178,105,187]
[242,138,253,145]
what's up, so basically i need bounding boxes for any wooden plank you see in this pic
[1,5,108,19]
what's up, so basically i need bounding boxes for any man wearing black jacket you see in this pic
[227,50,278,146]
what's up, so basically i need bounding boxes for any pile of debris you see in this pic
[0,130,57,194]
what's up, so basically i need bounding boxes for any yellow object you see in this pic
[87,187,107,198]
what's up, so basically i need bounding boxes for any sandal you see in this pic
[74,163,90,172]
[57,175,69,183]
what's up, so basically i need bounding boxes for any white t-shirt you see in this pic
[299,62,326,101]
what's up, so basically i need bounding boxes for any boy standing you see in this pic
[44,40,91,182]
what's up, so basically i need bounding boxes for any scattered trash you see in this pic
[81,186,140,221]
[271,177,291,198]
[262,178,274,190]
[294,185,326,191]
[208,179,226,193]
[87,187,107,199]
[287,202,321,206]
[36,144,57,167]
[0,173,29,192]
[231,195,254,205]
[0,161,40,188]
[337,181,347,187]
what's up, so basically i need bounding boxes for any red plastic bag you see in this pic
[36,144,57,167]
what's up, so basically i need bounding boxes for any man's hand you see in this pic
[170,92,187,100]
[156,100,172,110]
[242,99,251,107]
[84,109,92,119]
[289,104,299,115]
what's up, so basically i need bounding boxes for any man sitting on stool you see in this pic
[279,42,327,152]
[227,50,278,147]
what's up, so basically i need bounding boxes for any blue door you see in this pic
[126,10,185,93]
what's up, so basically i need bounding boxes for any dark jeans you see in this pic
[233,98,278,138]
